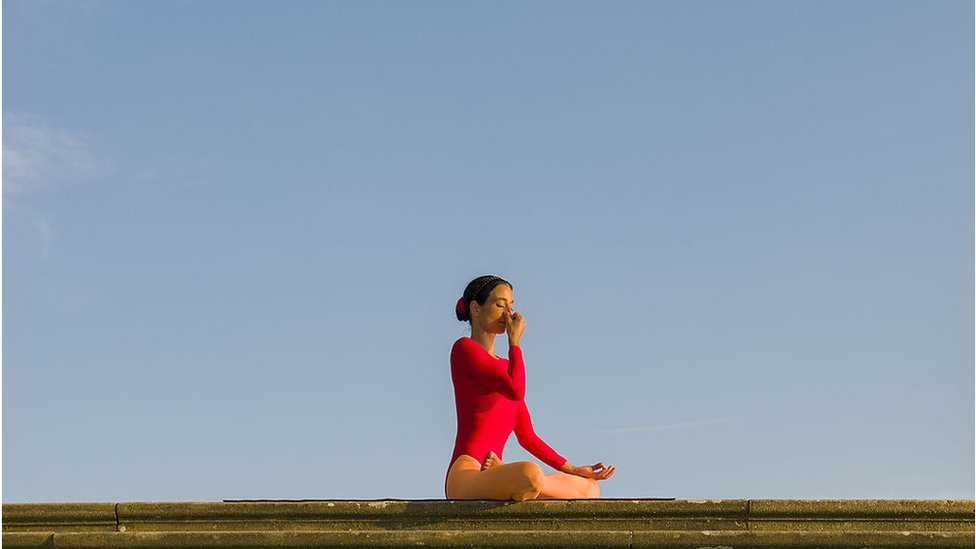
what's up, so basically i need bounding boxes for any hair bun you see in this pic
[455,296,468,321]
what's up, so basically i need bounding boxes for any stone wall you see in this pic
[4,499,973,548]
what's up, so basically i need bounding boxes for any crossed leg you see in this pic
[445,454,599,501]
[537,471,600,499]
[446,455,544,501]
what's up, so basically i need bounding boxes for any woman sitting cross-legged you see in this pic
[444,274,616,501]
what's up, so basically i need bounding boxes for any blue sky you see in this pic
[3,0,973,502]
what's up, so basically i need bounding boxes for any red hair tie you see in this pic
[456,297,466,315]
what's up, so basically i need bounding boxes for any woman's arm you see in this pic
[514,399,569,471]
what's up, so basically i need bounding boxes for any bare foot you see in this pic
[481,450,503,471]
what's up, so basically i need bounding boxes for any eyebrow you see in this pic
[497,298,514,303]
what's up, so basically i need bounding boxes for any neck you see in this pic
[469,326,497,357]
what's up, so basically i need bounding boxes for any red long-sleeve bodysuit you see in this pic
[445,336,567,496]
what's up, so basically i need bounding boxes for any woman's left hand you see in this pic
[573,462,616,480]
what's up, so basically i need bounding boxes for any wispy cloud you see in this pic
[590,414,768,435]
[2,113,112,195]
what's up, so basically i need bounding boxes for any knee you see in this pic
[524,462,545,492]
[512,462,545,501]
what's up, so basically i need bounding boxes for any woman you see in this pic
[444,275,616,501]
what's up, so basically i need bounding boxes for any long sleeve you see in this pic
[454,339,526,400]
[514,399,568,471]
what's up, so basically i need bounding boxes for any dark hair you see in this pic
[456,275,513,323]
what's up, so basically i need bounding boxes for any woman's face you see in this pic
[473,284,514,334]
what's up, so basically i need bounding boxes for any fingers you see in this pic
[592,464,616,480]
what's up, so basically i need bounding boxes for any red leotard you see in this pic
[445,336,567,495]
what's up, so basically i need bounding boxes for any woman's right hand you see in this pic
[505,310,525,344]
[573,462,616,481]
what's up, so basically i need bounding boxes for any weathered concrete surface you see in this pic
[3,499,972,548]
[114,499,750,532]
[2,503,117,532]
[2,530,973,548]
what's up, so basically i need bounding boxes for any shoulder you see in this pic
[451,337,474,368]
[452,336,478,355]
[453,337,494,362]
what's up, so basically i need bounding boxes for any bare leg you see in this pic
[536,472,600,499]
[477,452,596,499]
[446,455,545,501]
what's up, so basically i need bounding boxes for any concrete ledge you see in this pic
[115,499,747,532]
[2,530,973,549]
[4,499,972,548]
[2,504,116,533]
